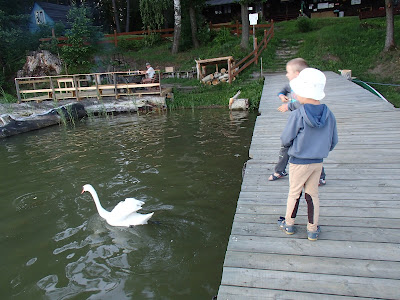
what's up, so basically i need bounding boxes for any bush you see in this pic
[118,39,143,51]
[297,17,312,33]
[142,33,162,47]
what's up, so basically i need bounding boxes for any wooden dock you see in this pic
[217,71,400,299]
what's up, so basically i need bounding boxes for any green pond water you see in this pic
[0,108,256,299]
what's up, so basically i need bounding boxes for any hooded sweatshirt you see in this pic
[281,103,338,164]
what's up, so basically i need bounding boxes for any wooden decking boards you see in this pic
[217,71,400,299]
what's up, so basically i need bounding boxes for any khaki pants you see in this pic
[285,162,323,232]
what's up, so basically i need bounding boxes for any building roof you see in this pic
[36,1,70,25]
[205,0,240,6]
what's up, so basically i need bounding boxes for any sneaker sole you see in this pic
[308,236,318,241]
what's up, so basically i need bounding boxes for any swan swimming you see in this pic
[81,184,154,227]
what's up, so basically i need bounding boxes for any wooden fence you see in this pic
[15,70,162,103]
[232,22,274,79]
[39,22,274,47]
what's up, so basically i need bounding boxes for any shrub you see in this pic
[297,17,312,33]
[118,39,143,51]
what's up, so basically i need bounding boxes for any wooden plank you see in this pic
[233,214,400,231]
[217,285,369,300]
[223,251,400,280]
[236,203,400,218]
[238,191,400,200]
[230,222,400,243]
[226,235,400,261]
[220,267,400,299]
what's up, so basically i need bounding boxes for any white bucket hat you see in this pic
[290,68,326,101]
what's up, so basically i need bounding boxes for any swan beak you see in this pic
[81,188,85,194]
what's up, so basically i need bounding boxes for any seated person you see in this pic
[141,62,155,83]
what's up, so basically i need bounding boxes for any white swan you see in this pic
[81,184,154,227]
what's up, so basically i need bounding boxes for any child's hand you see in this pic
[278,104,289,112]
[279,94,289,102]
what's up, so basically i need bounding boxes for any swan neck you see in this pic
[87,187,109,218]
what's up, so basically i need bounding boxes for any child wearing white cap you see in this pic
[278,68,338,241]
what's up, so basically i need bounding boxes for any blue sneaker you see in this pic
[307,226,321,241]
[277,217,295,235]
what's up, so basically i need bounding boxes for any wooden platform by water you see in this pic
[217,71,400,299]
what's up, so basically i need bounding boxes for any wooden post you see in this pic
[114,30,118,47]
[228,58,232,84]
[52,28,56,39]
[196,61,201,80]
[95,74,101,99]
[49,77,56,101]
[72,75,79,100]
[113,72,118,99]
[15,79,21,103]
[254,37,258,65]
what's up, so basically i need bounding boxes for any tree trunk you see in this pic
[384,0,395,51]
[240,3,249,50]
[125,0,130,32]
[111,0,121,33]
[172,0,181,54]
[189,6,199,49]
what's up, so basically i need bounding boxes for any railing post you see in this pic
[49,77,56,101]
[254,37,258,65]
[114,30,118,47]
[113,72,118,99]
[95,74,101,99]
[15,79,21,103]
[72,75,79,100]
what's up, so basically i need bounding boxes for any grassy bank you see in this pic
[261,16,400,107]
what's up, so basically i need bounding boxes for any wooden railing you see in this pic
[15,70,162,103]
[39,22,273,47]
[40,28,174,47]
[209,21,273,36]
[232,22,274,79]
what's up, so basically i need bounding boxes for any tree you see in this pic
[111,0,121,33]
[384,0,396,51]
[61,4,101,73]
[0,10,34,90]
[125,0,131,32]
[240,1,250,50]
[188,5,199,48]
[172,0,182,54]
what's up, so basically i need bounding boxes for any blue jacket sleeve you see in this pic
[277,84,291,97]
[287,101,301,111]
[330,119,338,151]
[280,111,302,147]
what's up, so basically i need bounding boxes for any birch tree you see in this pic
[172,0,181,54]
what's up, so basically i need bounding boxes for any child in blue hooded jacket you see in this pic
[278,68,338,241]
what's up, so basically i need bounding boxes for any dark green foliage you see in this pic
[118,39,143,51]
[0,10,36,90]
[296,17,312,33]
[60,4,102,73]
[142,33,162,47]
